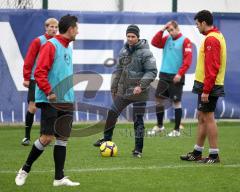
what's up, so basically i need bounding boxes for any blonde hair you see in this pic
[45,18,58,27]
[169,20,179,29]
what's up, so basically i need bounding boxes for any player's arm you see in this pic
[23,38,41,82]
[34,42,55,96]
[151,30,168,48]
[174,38,193,83]
[203,36,221,94]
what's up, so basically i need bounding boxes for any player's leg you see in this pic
[168,82,183,137]
[22,80,37,146]
[53,108,79,186]
[15,134,54,186]
[180,95,220,163]
[167,101,182,137]
[198,96,220,163]
[156,97,166,128]
[15,103,56,186]
[22,134,54,172]
[148,80,169,135]
[132,101,146,158]
[94,96,131,146]
[180,94,207,161]
[155,80,169,128]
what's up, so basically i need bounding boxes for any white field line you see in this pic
[1,164,240,174]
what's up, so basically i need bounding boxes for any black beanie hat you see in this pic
[126,24,140,38]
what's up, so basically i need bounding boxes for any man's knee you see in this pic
[28,102,37,113]
[39,135,54,146]
[173,101,181,109]
[198,111,213,123]
[108,108,119,119]
[155,97,165,106]
[198,111,205,123]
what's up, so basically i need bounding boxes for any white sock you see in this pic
[209,148,219,154]
[194,144,204,152]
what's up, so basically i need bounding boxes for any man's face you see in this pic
[69,25,79,41]
[195,19,205,34]
[45,23,58,36]
[167,24,179,39]
[127,33,139,46]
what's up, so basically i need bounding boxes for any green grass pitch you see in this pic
[0,121,240,192]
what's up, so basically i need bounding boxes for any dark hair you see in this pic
[58,14,78,34]
[194,10,213,26]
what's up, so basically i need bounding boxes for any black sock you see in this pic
[174,108,182,131]
[193,149,202,156]
[156,105,164,127]
[209,153,218,159]
[25,111,34,139]
[22,144,44,173]
[54,145,66,180]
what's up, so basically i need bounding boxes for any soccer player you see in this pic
[15,14,80,186]
[149,20,192,137]
[22,18,58,145]
[180,10,227,163]
[93,25,157,158]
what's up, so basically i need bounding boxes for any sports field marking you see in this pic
[1,164,240,174]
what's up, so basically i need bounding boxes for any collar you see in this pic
[54,35,71,48]
[44,33,53,40]
[203,26,219,35]
[172,33,182,40]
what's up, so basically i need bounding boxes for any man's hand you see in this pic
[133,86,142,95]
[23,80,30,88]
[161,21,172,31]
[47,93,57,102]
[173,74,181,84]
[201,93,209,103]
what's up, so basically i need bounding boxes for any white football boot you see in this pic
[15,168,28,186]
[53,176,80,187]
[147,125,165,136]
[167,130,181,137]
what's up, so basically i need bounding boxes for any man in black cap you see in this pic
[93,24,157,158]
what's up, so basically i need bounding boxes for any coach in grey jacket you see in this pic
[94,25,157,158]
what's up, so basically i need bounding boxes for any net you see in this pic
[0,0,41,9]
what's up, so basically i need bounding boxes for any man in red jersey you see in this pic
[22,18,58,146]
[180,10,227,163]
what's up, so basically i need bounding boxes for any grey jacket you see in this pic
[111,39,157,100]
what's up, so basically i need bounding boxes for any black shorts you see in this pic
[37,103,73,137]
[155,79,183,102]
[197,94,219,112]
[27,80,36,103]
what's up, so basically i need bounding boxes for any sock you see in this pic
[209,148,219,159]
[174,108,182,131]
[22,139,45,173]
[156,105,164,127]
[25,111,34,139]
[54,140,67,180]
[193,144,204,156]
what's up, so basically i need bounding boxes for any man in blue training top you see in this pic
[149,20,192,137]
[15,14,80,187]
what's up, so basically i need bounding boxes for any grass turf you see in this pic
[0,121,240,192]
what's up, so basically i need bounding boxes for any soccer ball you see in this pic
[100,141,118,157]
